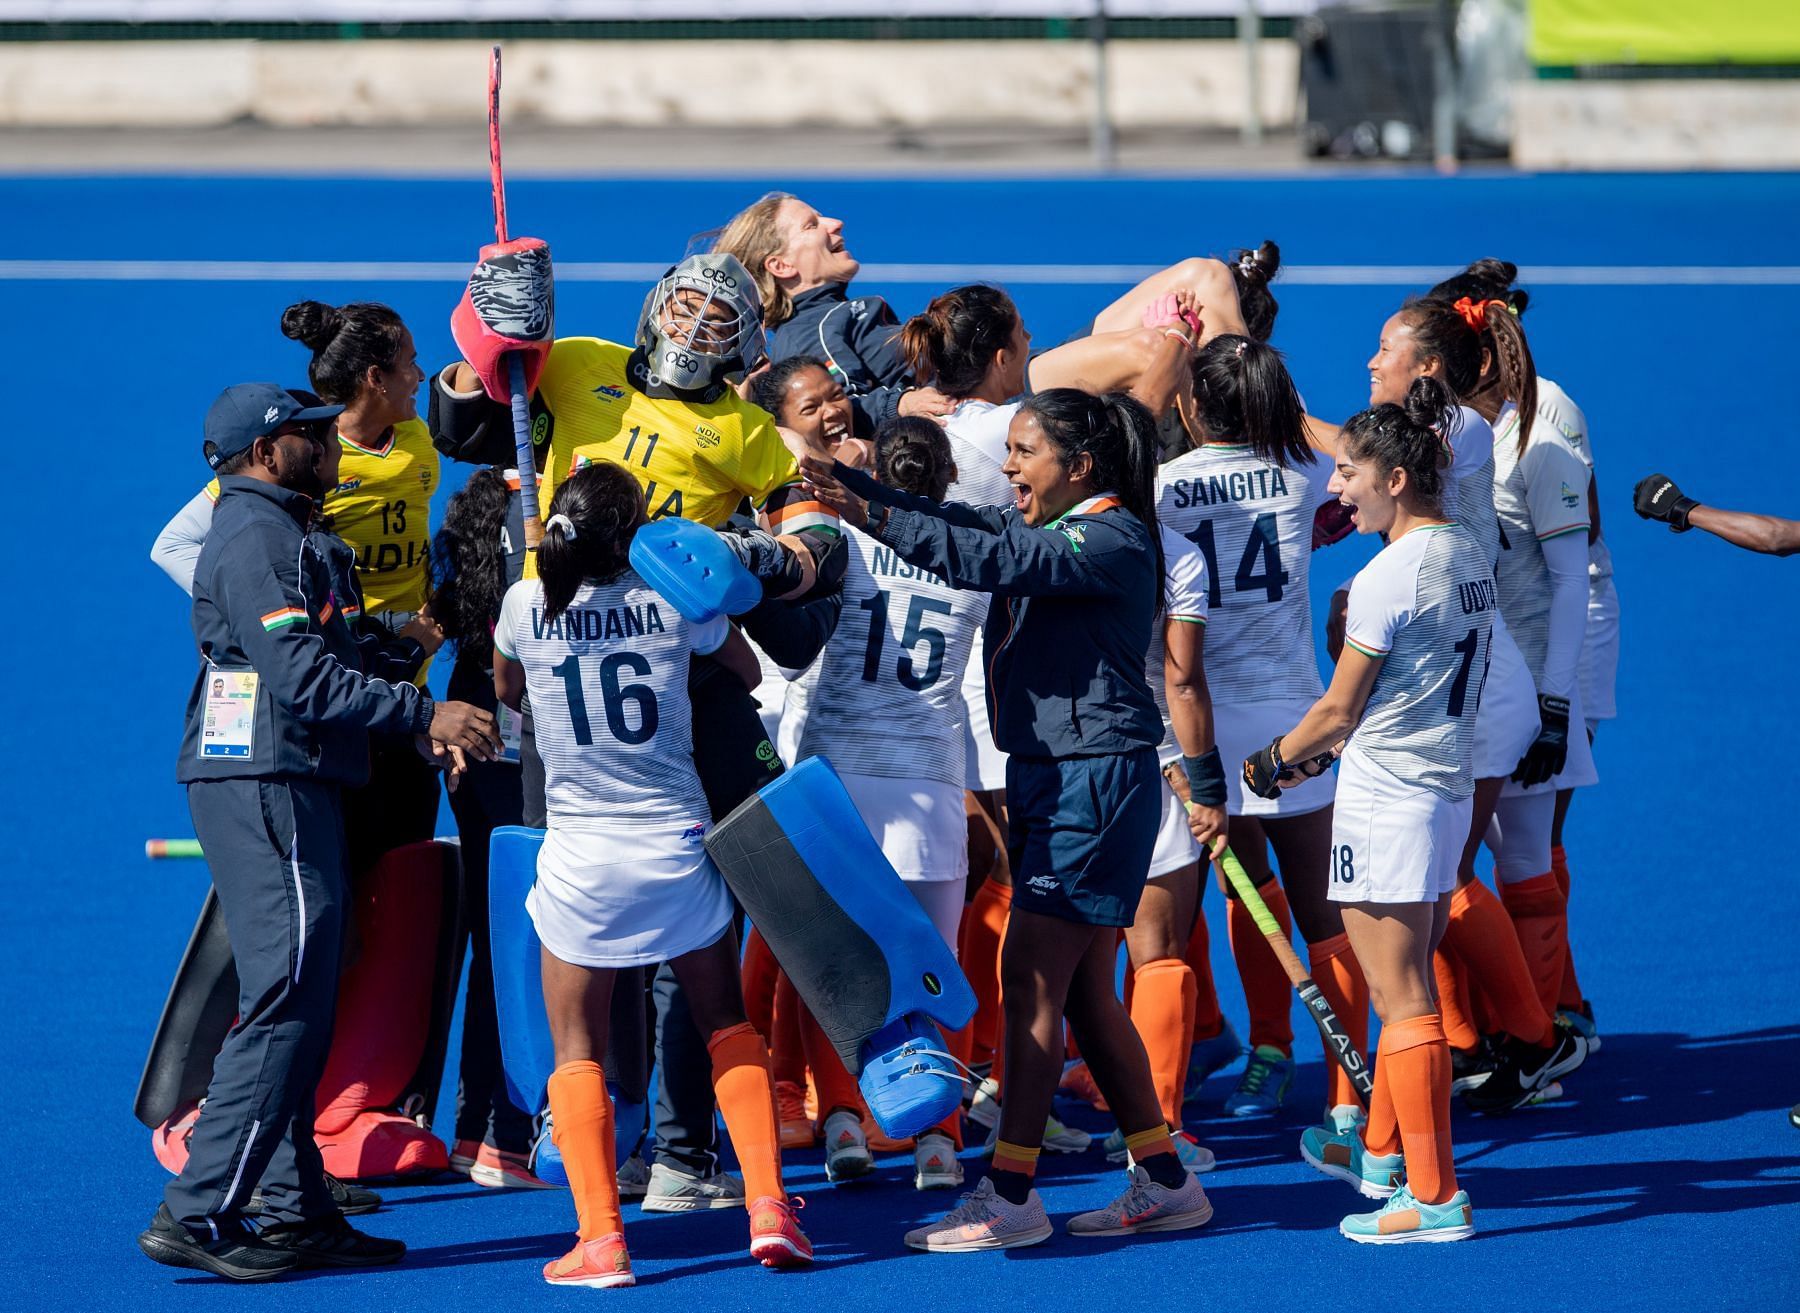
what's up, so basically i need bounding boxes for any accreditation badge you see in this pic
[497,701,523,765]
[199,671,259,759]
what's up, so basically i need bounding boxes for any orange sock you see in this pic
[1375,1014,1457,1205]
[707,1022,784,1205]
[1551,845,1585,1010]
[1185,901,1226,1041]
[741,927,779,1039]
[1362,1046,1400,1158]
[1129,958,1197,1127]
[1122,1125,1178,1163]
[796,1002,862,1119]
[1446,880,1554,1045]
[992,1139,1040,1177]
[547,1060,621,1240]
[1306,935,1370,1111]
[769,973,806,1087]
[1499,872,1570,1017]
[1434,946,1481,1051]
[960,879,1012,1067]
[1228,881,1294,1055]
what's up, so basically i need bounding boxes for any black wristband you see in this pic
[1183,748,1227,808]
[866,501,893,538]
[411,689,436,736]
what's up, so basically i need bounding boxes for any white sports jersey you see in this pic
[1440,405,1500,570]
[942,398,1019,510]
[1491,400,1591,680]
[1496,377,1612,582]
[791,525,986,787]
[495,574,726,831]
[1342,523,1495,800]
[1146,526,1210,755]
[1154,443,1334,705]
[942,398,1018,769]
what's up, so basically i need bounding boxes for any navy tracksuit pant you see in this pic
[164,777,347,1233]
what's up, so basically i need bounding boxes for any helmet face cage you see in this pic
[636,253,766,392]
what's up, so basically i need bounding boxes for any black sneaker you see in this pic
[137,1204,300,1282]
[1464,1021,1588,1116]
[258,1213,406,1268]
[1789,1102,1800,1130]
[1450,1039,1495,1095]
[246,1174,381,1218]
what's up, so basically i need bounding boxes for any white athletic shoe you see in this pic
[903,1178,1053,1253]
[981,1117,1092,1156]
[641,1161,746,1212]
[822,1109,875,1182]
[914,1132,965,1190]
[616,1152,651,1200]
[966,1076,1003,1130]
[1066,1165,1215,1238]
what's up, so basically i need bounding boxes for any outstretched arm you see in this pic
[1634,472,1800,556]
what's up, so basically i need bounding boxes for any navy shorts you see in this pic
[1006,748,1161,928]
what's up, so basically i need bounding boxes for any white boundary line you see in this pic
[2,259,1798,286]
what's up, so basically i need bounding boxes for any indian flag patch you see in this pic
[261,606,308,631]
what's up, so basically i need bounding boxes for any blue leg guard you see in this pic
[488,826,557,1116]
[704,757,977,1139]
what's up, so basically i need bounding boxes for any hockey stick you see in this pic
[488,45,542,550]
[1164,765,1373,1103]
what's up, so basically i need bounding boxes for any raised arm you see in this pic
[1636,472,1800,556]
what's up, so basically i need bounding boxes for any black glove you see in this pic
[1511,694,1571,787]
[719,526,806,598]
[1242,736,1290,801]
[1633,473,1698,532]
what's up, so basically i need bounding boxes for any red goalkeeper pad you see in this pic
[452,235,555,404]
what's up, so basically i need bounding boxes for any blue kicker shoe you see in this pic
[1223,1045,1294,1117]
[1184,1020,1248,1103]
[1340,1184,1475,1244]
[1300,1123,1401,1199]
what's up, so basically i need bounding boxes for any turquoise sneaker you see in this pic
[1104,1128,1216,1173]
[1184,1020,1247,1102]
[1223,1045,1293,1117]
[1340,1184,1475,1244]
[1300,1123,1401,1199]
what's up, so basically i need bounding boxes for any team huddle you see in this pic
[138,191,1618,1284]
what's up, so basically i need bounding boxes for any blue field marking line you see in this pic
[7,259,1800,286]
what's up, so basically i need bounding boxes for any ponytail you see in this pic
[1405,281,1539,458]
[1019,388,1165,609]
[1189,334,1309,469]
[898,284,1019,399]
[536,463,646,626]
[1229,239,1283,342]
[1341,377,1456,510]
[874,416,956,501]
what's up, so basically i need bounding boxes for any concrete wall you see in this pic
[0,39,1299,130]
[1512,79,1800,171]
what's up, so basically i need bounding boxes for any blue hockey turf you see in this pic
[2,170,1798,1311]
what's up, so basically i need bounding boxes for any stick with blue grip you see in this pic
[1164,763,1373,1104]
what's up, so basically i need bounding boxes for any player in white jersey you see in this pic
[1431,260,1614,1048]
[1157,332,1370,1120]
[1246,380,1485,1243]
[491,463,811,1284]
[781,418,989,1188]
[1358,288,1589,1109]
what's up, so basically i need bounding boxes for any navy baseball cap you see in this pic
[203,383,344,471]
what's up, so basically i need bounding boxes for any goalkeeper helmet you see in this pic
[635,253,765,393]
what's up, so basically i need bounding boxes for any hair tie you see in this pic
[1451,296,1488,333]
[1234,340,1248,358]
[1491,297,1517,318]
[546,513,577,539]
